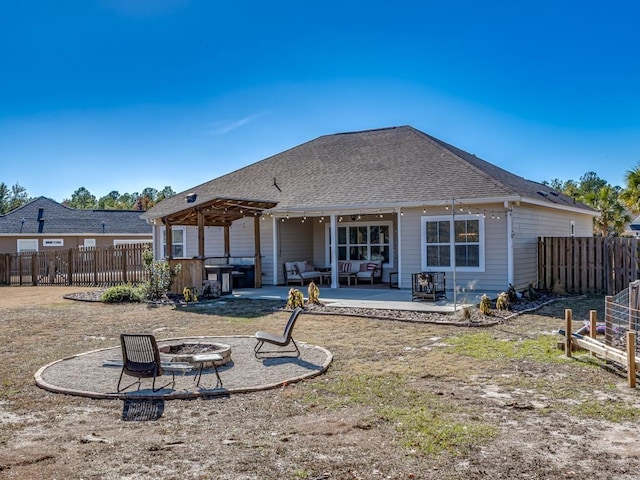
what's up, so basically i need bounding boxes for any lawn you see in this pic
[0,287,639,479]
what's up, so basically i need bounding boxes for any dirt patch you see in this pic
[1,286,640,479]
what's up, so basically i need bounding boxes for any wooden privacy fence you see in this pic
[538,236,640,295]
[0,244,149,287]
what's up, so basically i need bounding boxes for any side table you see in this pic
[191,353,223,388]
[389,271,399,289]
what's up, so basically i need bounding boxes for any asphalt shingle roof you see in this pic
[0,197,152,234]
[144,126,593,219]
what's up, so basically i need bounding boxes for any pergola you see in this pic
[159,196,278,291]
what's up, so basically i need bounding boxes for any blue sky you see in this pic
[1,0,639,202]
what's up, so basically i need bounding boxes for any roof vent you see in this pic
[186,193,197,203]
[549,191,560,197]
[537,190,549,197]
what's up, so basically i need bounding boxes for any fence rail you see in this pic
[538,236,640,295]
[0,244,149,287]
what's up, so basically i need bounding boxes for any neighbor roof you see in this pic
[0,197,152,235]
[144,126,595,219]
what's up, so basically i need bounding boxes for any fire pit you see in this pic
[159,342,232,367]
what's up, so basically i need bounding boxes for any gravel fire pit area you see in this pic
[35,336,332,400]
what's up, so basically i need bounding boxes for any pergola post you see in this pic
[164,217,173,259]
[224,225,231,257]
[197,209,205,258]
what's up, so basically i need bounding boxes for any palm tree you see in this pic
[620,163,640,213]
[590,185,629,236]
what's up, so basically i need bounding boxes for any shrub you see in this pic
[307,281,323,305]
[286,288,304,309]
[101,284,142,303]
[496,292,510,310]
[139,247,181,301]
[479,294,492,315]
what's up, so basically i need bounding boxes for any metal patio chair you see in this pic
[254,307,303,358]
[117,333,192,393]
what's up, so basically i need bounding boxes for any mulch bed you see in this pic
[64,289,567,326]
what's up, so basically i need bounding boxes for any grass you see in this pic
[446,331,563,363]
[568,399,640,422]
[302,373,496,455]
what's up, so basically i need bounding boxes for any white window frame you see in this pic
[17,239,38,253]
[161,226,187,259]
[421,215,485,272]
[83,238,96,248]
[325,221,394,268]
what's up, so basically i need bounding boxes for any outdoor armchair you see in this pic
[254,307,302,358]
[117,333,192,393]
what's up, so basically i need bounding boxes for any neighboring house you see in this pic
[625,215,640,237]
[0,197,152,253]
[142,126,597,293]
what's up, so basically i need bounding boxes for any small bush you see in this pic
[101,284,142,303]
[286,288,304,309]
[479,294,492,315]
[496,292,510,310]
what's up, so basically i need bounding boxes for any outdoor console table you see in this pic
[411,272,446,301]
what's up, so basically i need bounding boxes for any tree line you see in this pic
[2,165,640,236]
[0,183,176,215]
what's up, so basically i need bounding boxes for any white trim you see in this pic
[161,226,187,259]
[397,210,402,288]
[420,214,485,272]
[507,209,514,286]
[330,215,338,288]
[272,216,278,285]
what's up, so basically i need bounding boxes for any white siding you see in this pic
[511,205,593,289]
[275,220,316,284]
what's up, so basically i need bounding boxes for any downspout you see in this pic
[506,201,514,287]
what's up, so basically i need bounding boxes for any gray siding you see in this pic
[511,205,593,289]
[399,205,509,293]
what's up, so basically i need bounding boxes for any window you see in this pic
[161,227,186,258]
[17,239,38,253]
[421,215,484,271]
[83,239,96,248]
[327,222,392,265]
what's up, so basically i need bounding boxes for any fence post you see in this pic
[31,253,38,286]
[67,248,73,286]
[627,331,636,388]
[590,310,598,357]
[565,309,573,358]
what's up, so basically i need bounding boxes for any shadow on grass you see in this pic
[174,298,285,319]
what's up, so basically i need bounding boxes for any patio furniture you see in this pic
[283,261,322,285]
[338,271,357,286]
[191,353,223,388]
[337,260,383,284]
[254,307,302,358]
[411,272,446,301]
[117,334,193,393]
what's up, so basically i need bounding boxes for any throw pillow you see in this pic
[366,263,378,271]
[339,262,351,273]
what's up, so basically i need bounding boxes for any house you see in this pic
[142,126,596,293]
[0,197,152,253]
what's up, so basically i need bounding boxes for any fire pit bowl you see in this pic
[159,342,232,367]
